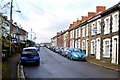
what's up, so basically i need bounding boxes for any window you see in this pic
[78,27,81,37]
[70,31,72,38]
[77,29,79,38]
[91,40,95,54]
[72,30,74,39]
[82,26,85,37]
[112,12,119,32]
[97,19,101,34]
[82,40,86,50]
[86,24,89,36]
[75,29,77,38]
[75,28,79,38]
[78,39,80,48]
[70,30,74,39]
[104,16,110,34]
[103,39,110,58]
[91,22,96,35]
[75,40,78,48]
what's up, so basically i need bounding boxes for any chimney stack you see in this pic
[3,16,8,20]
[57,32,61,35]
[69,24,74,28]
[82,16,88,22]
[88,12,96,18]
[96,6,106,13]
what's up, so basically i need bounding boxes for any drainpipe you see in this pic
[118,3,120,65]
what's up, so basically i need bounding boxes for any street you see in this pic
[23,47,119,79]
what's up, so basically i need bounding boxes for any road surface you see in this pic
[23,47,119,79]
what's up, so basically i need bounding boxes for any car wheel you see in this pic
[36,61,40,66]
[20,61,24,65]
[67,55,69,59]
[70,55,73,60]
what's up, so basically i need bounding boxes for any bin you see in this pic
[82,50,86,54]
[2,50,8,60]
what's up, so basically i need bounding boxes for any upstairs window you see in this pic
[82,26,85,37]
[78,27,81,37]
[112,12,119,32]
[70,30,74,39]
[97,19,101,34]
[86,24,89,36]
[91,22,96,35]
[75,28,79,38]
[104,16,110,34]
[77,28,79,38]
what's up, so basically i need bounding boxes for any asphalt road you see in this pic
[23,47,119,79]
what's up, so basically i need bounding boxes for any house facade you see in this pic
[51,2,119,64]
[0,16,10,38]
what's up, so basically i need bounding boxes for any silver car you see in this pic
[61,48,70,57]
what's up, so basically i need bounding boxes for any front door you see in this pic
[86,39,89,57]
[96,38,100,60]
[112,36,118,64]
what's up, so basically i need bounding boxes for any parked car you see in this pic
[67,48,86,61]
[54,46,60,53]
[35,45,40,51]
[61,47,70,57]
[58,47,64,55]
[20,47,40,65]
[51,46,56,52]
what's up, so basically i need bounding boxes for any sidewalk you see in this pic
[0,61,2,80]
[2,53,20,80]
[86,57,120,71]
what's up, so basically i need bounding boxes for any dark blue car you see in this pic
[20,47,40,65]
[67,48,86,61]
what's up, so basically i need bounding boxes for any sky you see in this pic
[1,0,120,43]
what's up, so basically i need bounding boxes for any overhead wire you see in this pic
[25,0,72,22]
[0,0,10,14]
[14,0,32,30]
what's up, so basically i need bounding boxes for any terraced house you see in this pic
[1,14,28,57]
[51,2,120,64]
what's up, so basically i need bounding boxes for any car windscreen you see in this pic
[74,48,83,52]
[21,51,38,57]
[23,49,37,52]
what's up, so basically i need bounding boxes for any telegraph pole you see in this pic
[9,0,13,55]
[31,28,32,41]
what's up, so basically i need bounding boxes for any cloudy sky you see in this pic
[1,0,119,43]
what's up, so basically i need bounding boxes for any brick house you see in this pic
[51,2,119,64]
[11,22,28,43]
